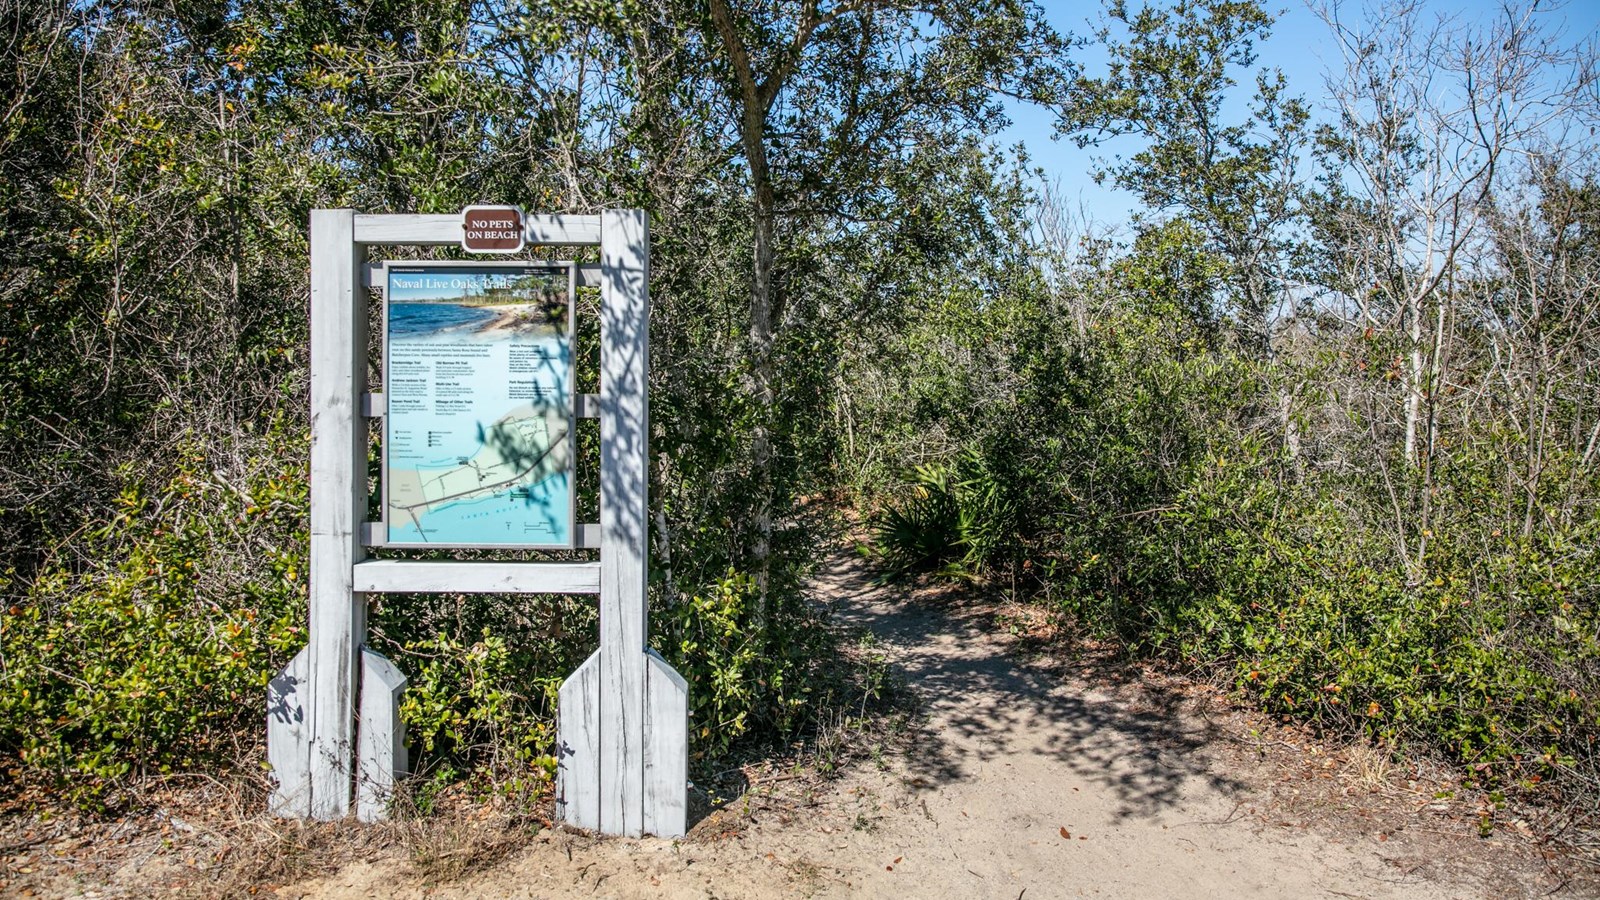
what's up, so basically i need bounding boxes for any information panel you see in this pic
[382,261,575,548]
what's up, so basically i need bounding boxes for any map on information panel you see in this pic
[383,262,574,548]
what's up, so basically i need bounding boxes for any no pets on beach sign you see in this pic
[461,205,524,253]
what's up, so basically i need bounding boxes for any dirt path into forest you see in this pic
[16,550,1588,899]
[256,550,1589,900]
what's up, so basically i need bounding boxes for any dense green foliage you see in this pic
[864,264,1600,774]
[1,428,308,796]
[2,0,1596,834]
[850,1,1600,819]
[0,0,1049,803]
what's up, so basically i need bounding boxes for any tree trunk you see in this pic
[707,0,785,627]
[748,180,777,626]
[1403,289,1424,467]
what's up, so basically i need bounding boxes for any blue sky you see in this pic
[998,0,1600,231]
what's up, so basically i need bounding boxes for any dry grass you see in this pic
[385,781,548,883]
[1338,739,1397,792]
[0,765,374,898]
[0,761,559,898]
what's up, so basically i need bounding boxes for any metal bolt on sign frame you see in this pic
[267,209,688,837]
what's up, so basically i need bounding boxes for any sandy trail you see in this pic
[726,554,1465,896]
[274,552,1571,900]
[769,555,1460,899]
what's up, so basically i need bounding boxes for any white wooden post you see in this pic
[305,208,368,819]
[556,210,688,837]
[357,648,408,822]
[643,648,689,835]
[599,208,649,835]
[556,650,602,830]
[266,647,310,815]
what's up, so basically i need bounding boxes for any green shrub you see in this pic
[866,465,965,580]
[865,447,1022,583]
[847,219,1600,810]
[0,426,308,803]
[665,569,831,765]
[393,628,561,801]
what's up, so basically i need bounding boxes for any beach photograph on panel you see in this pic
[383,264,574,547]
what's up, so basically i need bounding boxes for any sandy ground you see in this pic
[7,551,1593,898]
[268,554,1591,900]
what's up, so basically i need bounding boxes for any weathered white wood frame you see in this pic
[268,209,687,837]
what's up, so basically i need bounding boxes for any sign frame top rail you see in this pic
[354,214,603,247]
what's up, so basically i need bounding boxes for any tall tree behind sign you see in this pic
[681,0,1065,623]
[0,0,1068,797]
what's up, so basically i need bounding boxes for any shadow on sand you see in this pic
[811,552,1247,823]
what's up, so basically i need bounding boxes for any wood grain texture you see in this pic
[353,214,601,247]
[356,648,408,823]
[644,649,689,837]
[576,523,602,549]
[351,560,600,594]
[267,647,311,817]
[556,649,602,831]
[308,209,367,820]
[577,393,601,419]
[528,215,604,246]
[598,209,651,836]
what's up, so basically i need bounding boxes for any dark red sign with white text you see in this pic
[461,206,524,253]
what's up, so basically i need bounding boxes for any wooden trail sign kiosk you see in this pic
[267,208,688,837]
